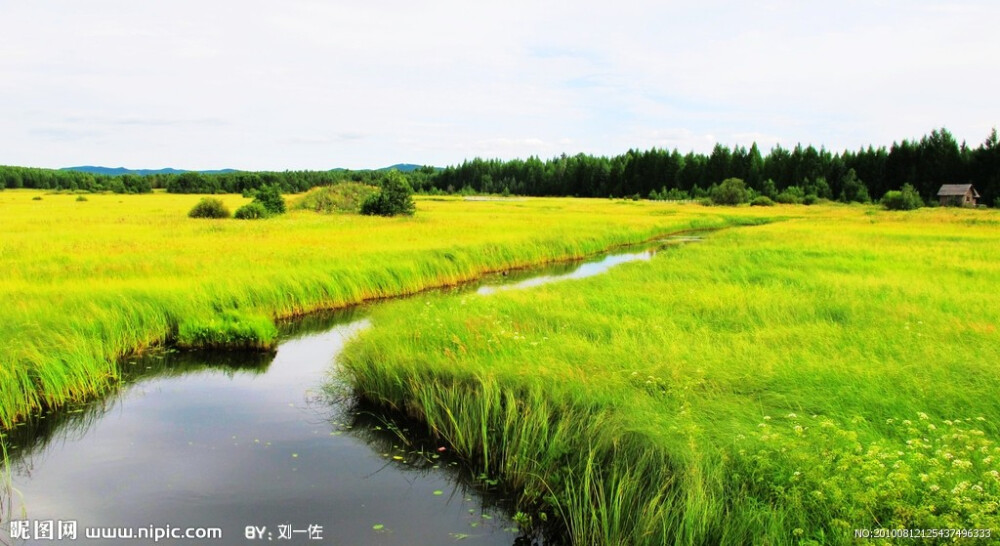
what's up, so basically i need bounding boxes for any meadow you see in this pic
[0,189,771,427]
[339,206,1000,544]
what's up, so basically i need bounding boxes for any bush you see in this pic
[188,197,231,219]
[994,197,1000,209]
[252,184,286,215]
[775,186,805,204]
[709,178,749,205]
[32,196,42,201]
[805,177,833,199]
[76,195,88,202]
[234,202,269,219]
[662,188,689,201]
[759,179,778,199]
[802,194,819,205]
[697,197,714,207]
[361,172,416,216]
[750,196,775,207]
[881,184,924,211]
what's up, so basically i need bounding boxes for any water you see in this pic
[475,250,654,296]
[1,242,682,545]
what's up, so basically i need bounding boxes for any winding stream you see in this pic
[2,238,695,545]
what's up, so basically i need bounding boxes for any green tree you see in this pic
[710,178,749,205]
[839,169,870,203]
[881,184,923,210]
[253,184,286,215]
[361,171,416,216]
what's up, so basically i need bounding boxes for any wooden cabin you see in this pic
[937,184,979,207]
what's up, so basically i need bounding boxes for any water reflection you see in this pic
[476,250,655,295]
[4,310,524,545]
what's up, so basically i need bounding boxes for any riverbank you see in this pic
[339,206,1000,545]
[0,190,778,427]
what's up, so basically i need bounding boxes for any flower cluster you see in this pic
[729,413,1000,539]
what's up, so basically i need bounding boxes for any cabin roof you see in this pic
[937,184,979,197]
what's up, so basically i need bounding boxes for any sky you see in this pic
[1,0,998,171]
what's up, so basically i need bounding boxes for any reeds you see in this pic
[338,205,1000,544]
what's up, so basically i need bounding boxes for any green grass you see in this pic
[0,190,775,427]
[338,206,1000,545]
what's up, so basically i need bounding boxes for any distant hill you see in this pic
[379,164,428,173]
[61,166,238,177]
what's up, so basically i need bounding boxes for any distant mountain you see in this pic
[379,164,425,173]
[61,166,238,177]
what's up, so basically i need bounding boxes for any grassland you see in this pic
[0,189,773,427]
[339,206,1000,544]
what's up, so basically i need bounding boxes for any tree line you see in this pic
[420,128,1000,206]
[0,166,378,194]
[2,128,997,205]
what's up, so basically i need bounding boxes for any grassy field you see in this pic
[339,206,1000,544]
[0,189,772,427]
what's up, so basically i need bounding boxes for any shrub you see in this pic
[709,178,749,205]
[76,195,88,202]
[759,179,778,199]
[188,197,231,219]
[697,197,714,207]
[881,184,924,211]
[662,188,689,201]
[32,196,42,201]
[361,172,416,216]
[994,197,1000,209]
[234,202,269,220]
[252,184,286,215]
[805,177,833,199]
[750,196,775,207]
[802,194,819,205]
[775,186,805,204]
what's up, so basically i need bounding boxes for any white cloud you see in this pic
[1,0,997,169]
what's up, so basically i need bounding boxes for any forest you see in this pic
[2,127,997,206]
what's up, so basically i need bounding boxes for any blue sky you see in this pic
[1,1,998,170]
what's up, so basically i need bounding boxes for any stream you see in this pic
[1,238,695,545]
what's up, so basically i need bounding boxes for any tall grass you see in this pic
[0,190,775,427]
[339,206,1000,544]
